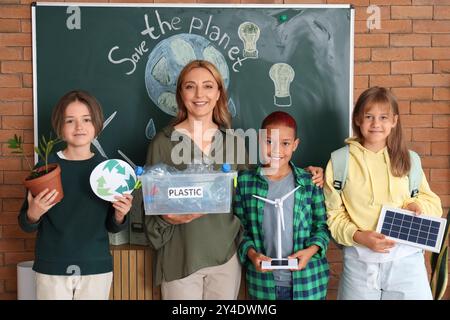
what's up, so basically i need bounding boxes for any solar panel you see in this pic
[376,206,447,253]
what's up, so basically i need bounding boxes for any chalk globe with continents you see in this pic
[89,159,137,202]
[144,33,230,116]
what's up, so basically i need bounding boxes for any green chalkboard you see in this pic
[33,3,353,168]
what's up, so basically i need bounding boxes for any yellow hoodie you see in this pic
[324,138,443,247]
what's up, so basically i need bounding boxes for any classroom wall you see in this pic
[0,0,448,300]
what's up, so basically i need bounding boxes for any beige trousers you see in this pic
[161,253,241,300]
[35,271,112,300]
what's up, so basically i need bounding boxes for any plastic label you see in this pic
[168,186,203,199]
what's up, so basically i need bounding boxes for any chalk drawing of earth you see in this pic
[144,33,230,116]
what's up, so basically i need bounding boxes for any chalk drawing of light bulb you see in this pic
[269,63,295,107]
[238,22,260,59]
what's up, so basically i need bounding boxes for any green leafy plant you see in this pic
[8,134,61,179]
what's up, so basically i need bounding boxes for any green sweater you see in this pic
[143,125,249,285]
[19,152,128,275]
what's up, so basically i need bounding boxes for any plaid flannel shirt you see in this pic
[234,163,330,300]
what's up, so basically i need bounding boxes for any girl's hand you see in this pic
[305,166,324,188]
[113,193,133,224]
[288,245,319,270]
[161,213,204,225]
[26,189,58,223]
[247,248,272,273]
[353,230,396,253]
[403,202,422,216]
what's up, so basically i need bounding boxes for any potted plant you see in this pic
[8,134,64,204]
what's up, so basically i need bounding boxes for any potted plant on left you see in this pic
[8,134,64,204]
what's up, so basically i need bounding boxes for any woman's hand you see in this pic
[113,193,133,224]
[305,166,324,188]
[247,248,272,273]
[403,202,422,216]
[353,230,396,253]
[26,189,58,223]
[161,213,204,225]
[288,245,319,270]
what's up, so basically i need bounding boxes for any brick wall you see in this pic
[0,0,448,300]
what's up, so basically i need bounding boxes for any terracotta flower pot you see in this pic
[23,163,64,204]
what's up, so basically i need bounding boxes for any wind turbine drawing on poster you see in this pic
[92,111,117,159]
[253,185,300,269]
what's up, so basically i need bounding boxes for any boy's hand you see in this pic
[161,214,204,225]
[288,245,319,270]
[113,193,133,224]
[247,248,272,273]
[403,202,422,216]
[305,166,324,188]
[353,230,396,253]
[26,189,58,223]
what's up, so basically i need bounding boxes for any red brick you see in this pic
[411,102,450,114]
[3,171,29,184]
[0,158,22,171]
[421,156,449,169]
[326,248,343,263]
[355,5,389,22]
[402,115,432,128]
[327,0,368,4]
[2,225,35,239]
[23,130,34,143]
[1,61,32,74]
[354,20,369,34]
[0,88,32,101]
[0,184,24,197]
[354,75,368,89]
[392,61,432,74]
[22,74,32,88]
[371,20,412,34]
[390,34,430,47]
[391,6,432,19]
[4,252,33,266]
[432,142,450,156]
[398,100,410,114]
[415,47,450,60]
[0,101,22,114]
[0,293,16,300]
[0,47,21,60]
[407,141,431,155]
[355,34,389,47]
[372,48,412,61]
[403,128,412,142]
[434,88,450,101]
[432,35,450,47]
[414,20,450,33]
[412,74,450,87]
[355,62,390,75]
[22,101,33,116]
[5,279,16,293]
[430,169,450,182]
[392,87,432,100]
[413,128,449,142]
[434,6,450,19]
[0,267,16,280]
[0,5,30,19]
[24,239,35,251]
[0,18,20,32]
[2,199,24,212]
[0,212,21,225]
[371,0,412,5]
[413,0,450,4]
[429,182,449,195]
[433,115,449,128]
[284,0,326,3]
[2,116,33,129]
[0,33,30,46]
[434,60,450,73]
[0,128,23,141]
[354,48,371,62]
[0,74,20,88]
[440,195,450,208]
[0,240,24,252]
[20,20,30,33]
[370,75,411,87]
[23,47,32,61]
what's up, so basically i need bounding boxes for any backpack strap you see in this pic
[331,145,349,194]
[408,150,422,198]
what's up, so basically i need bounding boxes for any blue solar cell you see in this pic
[430,227,439,235]
[419,231,428,239]
[422,219,431,227]
[402,220,412,228]
[392,225,400,232]
[399,233,408,240]
[428,233,438,241]
[381,228,390,235]
[400,227,409,234]
[431,221,440,229]
[409,236,418,243]
[410,229,418,236]
[390,231,399,238]
[418,237,427,245]
[411,223,421,230]
[426,239,436,247]
[394,218,403,226]
[403,215,412,222]
[412,216,422,224]
[386,211,395,218]
[385,216,393,224]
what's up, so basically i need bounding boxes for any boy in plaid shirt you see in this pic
[234,111,330,300]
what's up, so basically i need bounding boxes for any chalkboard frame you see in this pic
[32,2,355,167]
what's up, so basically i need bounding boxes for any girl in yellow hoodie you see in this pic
[324,87,442,300]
